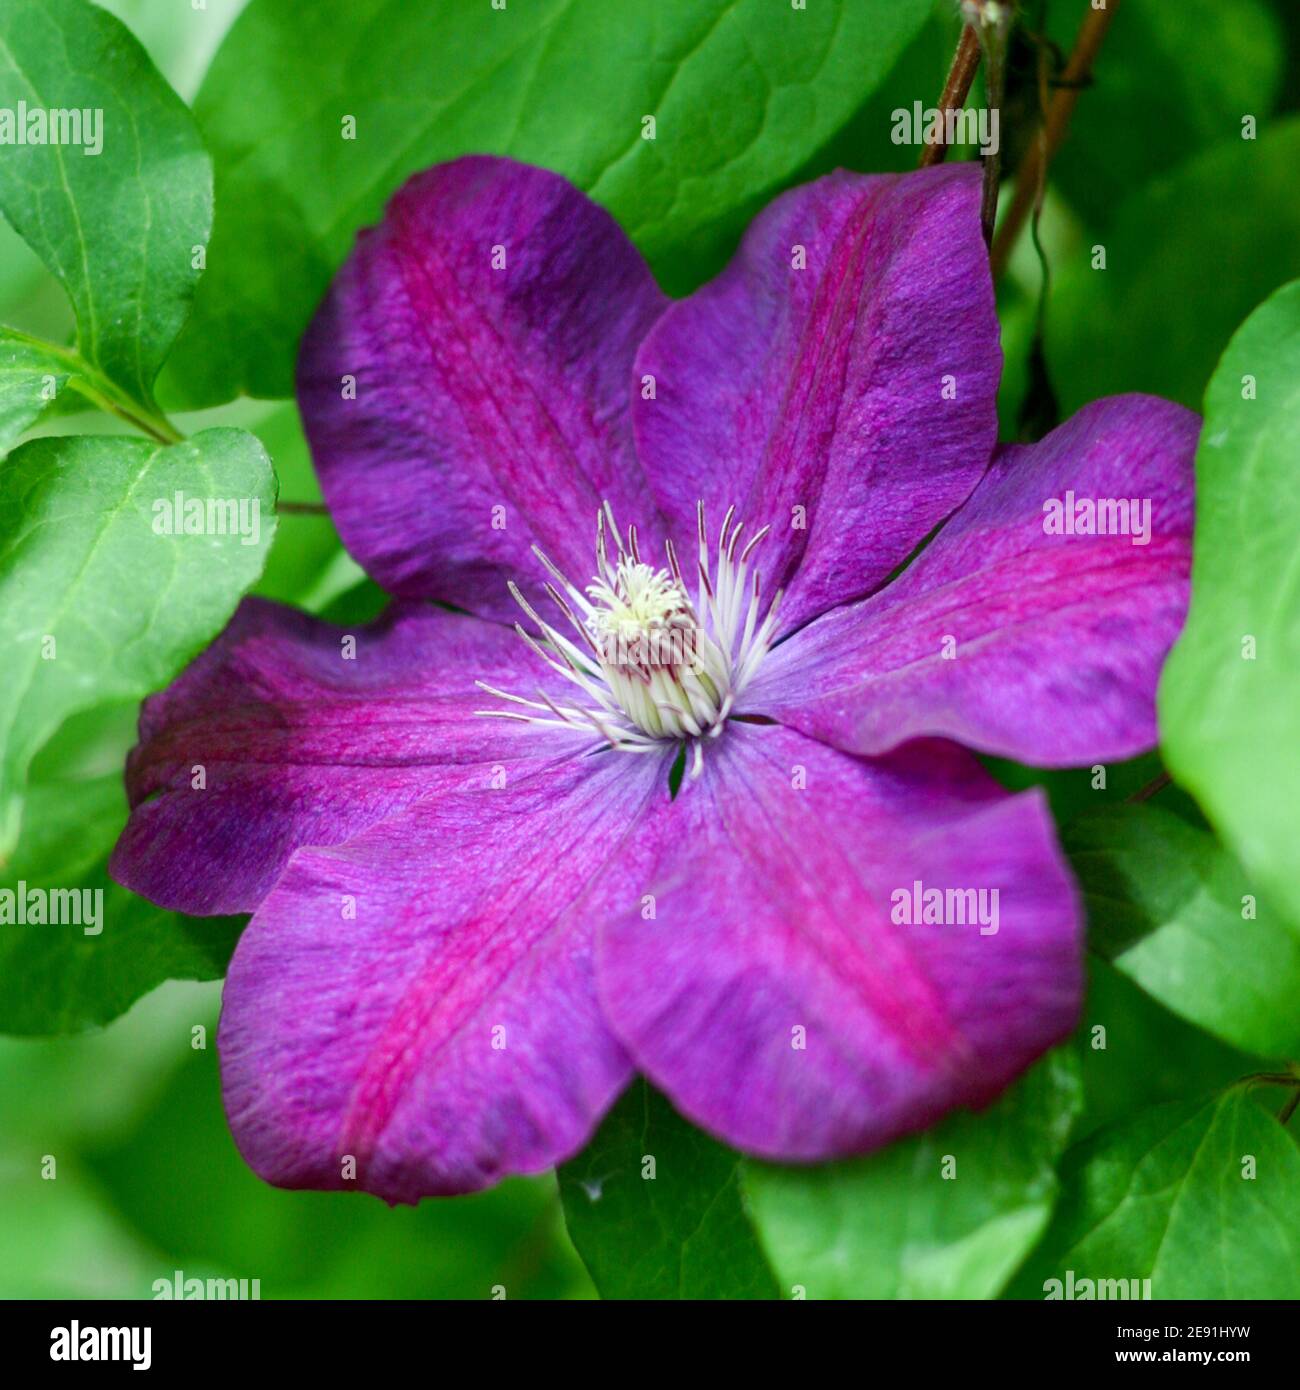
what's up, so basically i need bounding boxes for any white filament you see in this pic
[476,501,783,780]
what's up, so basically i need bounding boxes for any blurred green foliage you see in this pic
[0,983,592,1298]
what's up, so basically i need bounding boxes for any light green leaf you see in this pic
[162,0,931,406]
[0,0,211,405]
[0,427,275,857]
[744,1049,1081,1300]
[0,328,68,454]
[1049,119,1300,412]
[1159,280,1300,928]
[1009,1089,1300,1299]
[0,772,242,1035]
[1067,805,1300,1058]
[558,1079,779,1300]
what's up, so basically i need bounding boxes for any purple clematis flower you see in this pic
[111,156,1198,1203]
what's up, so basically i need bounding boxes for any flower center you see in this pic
[477,502,783,780]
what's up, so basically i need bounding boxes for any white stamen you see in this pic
[476,503,783,779]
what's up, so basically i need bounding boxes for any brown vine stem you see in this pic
[277,501,329,515]
[972,4,1012,247]
[1242,1071,1300,1124]
[918,24,982,168]
[1125,771,1171,803]
[989,0,1124,280]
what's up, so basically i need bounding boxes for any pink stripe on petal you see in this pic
[634,163,1000,634]
[747,395,1198,766]
[298,156,667,619]
[220,749,671,1201]
[110,598,587,916]
[597,724,1082,1161]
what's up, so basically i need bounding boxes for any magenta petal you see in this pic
[298,155,667,619]
[633,164,1000,633]
[748,395,1199,766]
[110,597,586,916]
[597,725,1081,1161]
[220,750,671,1201]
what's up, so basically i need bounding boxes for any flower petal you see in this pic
[297,155,667,619]
[746,395,1198,765]
[597,724,1081,1161]
[633,163,1000,633]
[220,748,671,1201]
[110,597,587,916]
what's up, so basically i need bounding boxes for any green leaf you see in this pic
[93,0,244,104]
[0,0,211,405]
[1066,805,1300,1057]
[0,427,275,857]
[1009,1089,1300,1299]
[650,0,974,294]
[558,1079,779,1300]
[1046,0,1282,228]
[162,0,931,406]
[0,772,241,1035]
[1077,957,1263,1143]
[1049,119,1300,413]
[246,401,353,610]
[744,1049,1081,1300]
[1159,280,1300,928]
[0,328,68,455]
[982,748,1204,828]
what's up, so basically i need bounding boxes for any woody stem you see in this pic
[990,0,1124,278]
[918,24,983,168]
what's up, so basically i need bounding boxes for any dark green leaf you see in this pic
[1046,0,1283,228]
[1077,958,1263,1142]
[1049,119,1300,412]
[0,772,242,1035]
[558,1079,779,1299]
